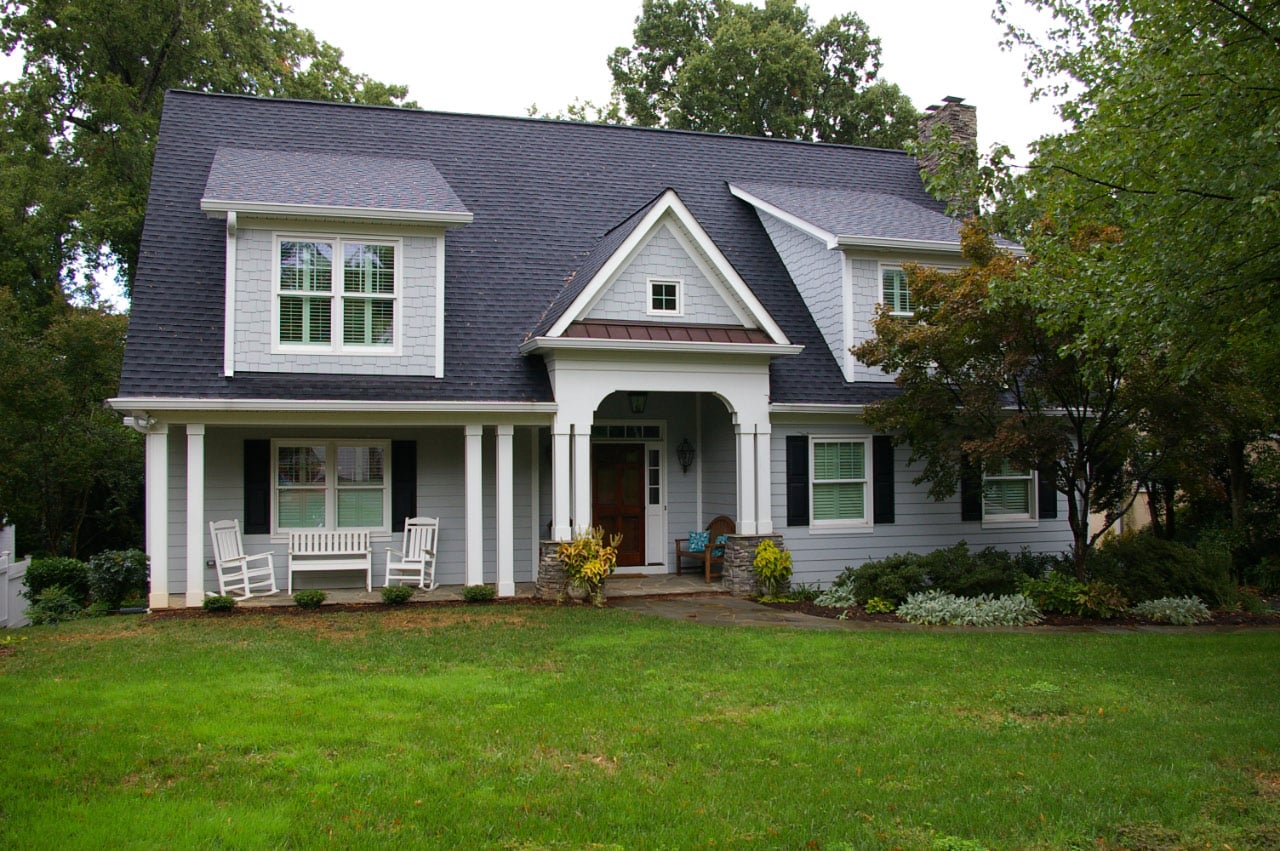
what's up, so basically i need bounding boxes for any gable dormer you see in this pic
[201,148,472,379]
[523,189,795,355]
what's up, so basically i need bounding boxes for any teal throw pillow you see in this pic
[688,530,709,553]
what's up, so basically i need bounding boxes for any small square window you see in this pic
[648,278,681,315]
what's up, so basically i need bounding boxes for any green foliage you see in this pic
[829,553,928,607]
[0,293,142,557]
[202,595,237,612]
[896,590,1042,627]
[380,585,415,605]
[788,582,821,602]
[1090,531,1232,606]
[85,549,147,609]
[26,585,85,625]
[606,0,919,147]
[557,527,619,605]
[752,538,793,597]
[864,596,896,614]
[292,590,327,609]
[1020,572,1128,619]
[918,542,1041,598]
[461,584,496,603]
[22,556,89,604]
[1130,597,1212,626]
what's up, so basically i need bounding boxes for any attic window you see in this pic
[882,267,913,316]
[647,278,682,316]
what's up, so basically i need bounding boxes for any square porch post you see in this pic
[464,424,484,586]
[552,427,571,541]
[496,425,515,597]
[145,424,169,609]
[735,424,758,535]
[755,425,773,534]
[571,425,592,536]
[185,424,205,607]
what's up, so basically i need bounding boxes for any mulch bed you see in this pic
[144,597,561,621]
[759,598,1280,627]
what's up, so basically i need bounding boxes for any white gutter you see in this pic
[200,199,474,227]
[519,337,804,357]
[108,397,557,414]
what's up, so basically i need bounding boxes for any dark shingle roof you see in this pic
[123,91,949,405]
[732,181,961,245]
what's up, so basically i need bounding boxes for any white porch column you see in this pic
[571,424,592,536]
[464,424,484,586]
[185,424,206,607]
[552,427,572,541]
[145,424,170,609]
[495,425,515,597]
[736,423,758,535]
[755,424,773,534]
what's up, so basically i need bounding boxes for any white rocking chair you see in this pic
[209,519,279,599]
[385,516,439,589]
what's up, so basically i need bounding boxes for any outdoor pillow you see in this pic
[712,533,728,557]
[687,530,710,553]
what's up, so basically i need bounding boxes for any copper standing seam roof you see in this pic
[563,320,775,345]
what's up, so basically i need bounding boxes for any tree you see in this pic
[0,0,415,303]
[854,223,1146,577]
[0,290,142,557]
[607,0,920,147]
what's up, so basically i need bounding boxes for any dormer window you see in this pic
[882,267,912,316]
[647,277,683,316]
[275,235,401,353]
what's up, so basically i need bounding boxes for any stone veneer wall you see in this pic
[535,541,569,600]
[722,534,786,598]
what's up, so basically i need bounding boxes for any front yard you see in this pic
[1,606,1277,849]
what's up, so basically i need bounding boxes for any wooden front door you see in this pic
[591,443,646,567]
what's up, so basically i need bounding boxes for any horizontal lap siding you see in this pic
[770,425,1073,587]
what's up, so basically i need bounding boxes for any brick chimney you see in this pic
[917,95,977,187]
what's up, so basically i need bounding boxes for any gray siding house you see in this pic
[113,91,1071,608]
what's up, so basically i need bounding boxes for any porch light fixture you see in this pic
[677,438,696,474]
[628,391,648,415]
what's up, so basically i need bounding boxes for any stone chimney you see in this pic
[917,95,977,182]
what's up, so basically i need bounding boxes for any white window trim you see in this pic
[879,264,913,318]
[645,276,684,317]
[272,233,403,356]
[270,438,392,537]
[809,435,873,530]
[981,464,1038,527]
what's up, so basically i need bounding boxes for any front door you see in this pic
[592,443,646,567]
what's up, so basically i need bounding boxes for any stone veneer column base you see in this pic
[722,533,786,598]
[535,541,568,600]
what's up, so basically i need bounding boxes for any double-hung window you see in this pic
[882,267,913,316]
[274,440,390,533]
[983,459,1034,520]
[811,438,870,526]
[277,236,399,352]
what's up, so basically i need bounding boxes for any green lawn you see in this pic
[1,607,1277,850]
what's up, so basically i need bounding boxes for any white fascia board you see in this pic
[834,234,963,253]
[728,184,839,248]
[108,397,556,415]
[200,199,474,227]
[520,336,803,358]
[770,403,868,416]
[546,189,792,346]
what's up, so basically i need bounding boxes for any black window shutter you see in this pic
[1037,466,1058,519]
[872,436,895,524]
[785,435,809,527]
[391,440,418,533]
[960,455,982,522]
[243,440,271,534]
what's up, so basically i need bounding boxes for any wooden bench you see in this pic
[675,515,736,583]
[287,530,372,594]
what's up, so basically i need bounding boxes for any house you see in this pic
[112,91,1072,608]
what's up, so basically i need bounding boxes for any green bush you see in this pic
[1130,596,1212,625]
[895,590,1042,626]
[1020,572,1128,618]
[1089,531,1232,606]
[381,584,414,605]
[292,590,327,609]
[921,543,1040,598]
[842,553,929,606]
[86,549,148,609]
[462,584,496,603]
[22,557,89,604]
[202,595,237,612]
[789,582,821,602]
[27,585,85,625]
[864,596,896,614]
[753,539,793,597]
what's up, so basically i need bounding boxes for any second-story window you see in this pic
[277,236,399,352]
[881,267,913,316]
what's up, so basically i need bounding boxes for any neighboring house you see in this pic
[112,91,1071,608]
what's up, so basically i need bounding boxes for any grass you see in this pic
[1,608,1278,849]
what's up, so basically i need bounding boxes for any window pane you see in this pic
[278,489,325,528]
[813,482,865,521]
[280,241,333,292]
[984,479,1030,515]
[336,446,384,485]
[650,280,678,311]
[344,243,395,295]
[883,268,911,314]
[278,446,326,485]
[337,489,383,527]
[814,441,864,481]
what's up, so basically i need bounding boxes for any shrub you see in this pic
[86,549,148,609]
[27,585,85,625]
[864,596,896,614]
[814,579,858,608]
[1130,596,1212,625]
[844,553,929,606]
[753,539,793,597]
[789,582,821,602]
[23,557,89,604]
[896,590,1042,627]
[1089,530,1232,606]
[292,590,327,609]
[381,584,415,605]
[462,584,496,603]
[557,526,619,605]
[922,543,1038,598]
[203,595,237,612]
[1020,572,1128,618]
